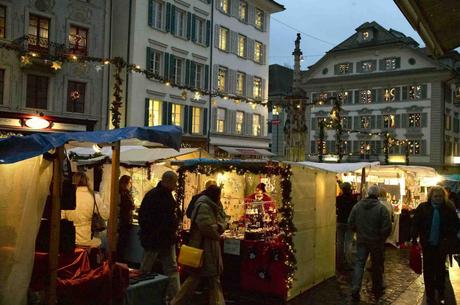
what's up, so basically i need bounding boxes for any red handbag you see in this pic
[409,244,422,274]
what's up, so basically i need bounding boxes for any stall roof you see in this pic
[288,161,380,173]
[218,146,275,157]
[0,125,182,164]
[369,165,438,177]
[171,158,276,167]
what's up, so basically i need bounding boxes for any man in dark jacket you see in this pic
[336,182,357,272]
[138,171,180,303]
[348,185,392,301]
[185,179,217,219]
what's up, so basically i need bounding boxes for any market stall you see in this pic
[0,126,182,305]
[172,159,337,301]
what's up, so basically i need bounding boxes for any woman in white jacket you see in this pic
[62,172,106,248]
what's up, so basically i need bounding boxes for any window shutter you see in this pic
[421,140,427,155]
[246,74,253,98]
[379,59,385,71]
[187,13,192,40]
[422,112,428,127]
[421,84,428,99]
[402,86,408,100]
[375,141,382,156]
[169,54,175,80]
[183,105,190,133]
[247,113,253,135]
[190,62,196,88]
[231,0,239,17]
[334,64,340,75]
[310,118,316,131]
[356,61,363,73]
[354,116,359,129]
[261,115,265,136]
[191,15,197,42]
[347,116,352,129]
[213,64,219,91]
[144,98,150,126]
[167,103,173,125]
[375,88,382,103]
[214,25,220,48]
[230,31,238,54]
[225,109,232,134]
[401,113,408,128]
[353,141,359,156]
[164,52,170,79]
[165,3,171,32]
[211,107,217,132]
[247,39,254,61]
[395,114,400,128]
[148,0,154,27]
[248,3,255,25]
[370,115,376,129]
[146,47,152,72]
[206,20,211,46]
[170,5,176,35]
[185,59,191,86]
[395,57,401,69]
[188,106,193,134]
[228,69,236,94]
[230,110,236,134]
[261,78,266,100]
[394,87,401,101]
[262,44,266,64]
[354,90,359,104]
[203,108,208,135]
[162,101,168,125]
[204,64,209,90]
[310,141,316,154]
[377,115,382,129]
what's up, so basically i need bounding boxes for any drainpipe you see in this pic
[207,0,214,153]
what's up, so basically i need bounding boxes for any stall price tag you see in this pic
[223,239,241,256]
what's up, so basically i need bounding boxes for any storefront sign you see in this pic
[223,239,241,256]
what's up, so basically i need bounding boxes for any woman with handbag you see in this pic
[172,185,227,305]
[411,186,460,305]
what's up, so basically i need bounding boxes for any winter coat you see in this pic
[119,190,135,229]
[336,193,357,224]
[348,197,392,244]
[411,200,459,249]
[138,182,179,250]
[189,195,226,277]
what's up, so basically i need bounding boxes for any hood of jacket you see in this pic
[360,197,380,209]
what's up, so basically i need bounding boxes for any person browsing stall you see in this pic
[117,175,135,262]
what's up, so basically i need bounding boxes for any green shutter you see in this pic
[190,62,196,88]
[395,57,401,69]
[422,112,428,127]
[203,108,208,135]
[204,65,209,90]
[185,59,191,86]
[395,114,400,128]
[184,105,189,133]
[421,140,427,155]
[206,20,211,46]
[169,54,175,81]
[146,47,152,73]
[354,90,360,104]
[191,15,197,42]
[167,103,173,125]
[145,98,150,126]
[401,113,408,128]
[148,0,154,27]
[188,106,193,134]
[402,86,408,100]
[171,5,176,35]
[354,116,359,129]
[162,101,168,125]
[164,53,170,80]
[187,13,192,40]
[165,3,171,32]
[421,84,428,99]
[311,118,316,131]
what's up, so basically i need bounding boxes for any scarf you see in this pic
[428,203,440,246]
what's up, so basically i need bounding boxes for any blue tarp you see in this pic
[0,125,182,164]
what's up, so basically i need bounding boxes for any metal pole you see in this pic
[360,167,366,200]
[47,146,64,305]
[318,120,325,162]
[108,141,120,263]
[206,0,214,153]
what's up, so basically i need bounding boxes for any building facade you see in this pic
[0,0,109,135]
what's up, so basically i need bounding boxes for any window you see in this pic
[196,17,206,44]
[239,1,248,22]
[175,8,186,38]
[219,27,229,51]
[151,0,165,29]
[445,114,452,130]
[236,111,244,134]
[147,99,162,126]
[148,49,162,76]
[255,8,264,30]
[383,88,398,102]
[191,107,201,134]
[217,108,225,133]
[408,113,421,128]
[253,114,261,136]
[0,6,5,39]
[69,25,88,55]
[26,75,48,109]
[67,81,86,113]
[0,69,4,104]
[407,140,421,155]
[172,57,184,85]
[360,116,371,129]
[195,64,204,89]
[359,90,374,103]
[362,31,370,40]
[28,15,50,51]
[236,72,245,96]
[253,77,262,99]
[238,35,246,57]
[254,41,263,63]
[384,58,398,70]
[383,114,395,128]
[337,63,351,75]
[409,85,423,100]
[219,0,229,14]
[217,67,227,92]
[171,104,182,127]
[360,61,375,72]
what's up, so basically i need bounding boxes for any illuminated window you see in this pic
[69,25,88,55]
[191,107,201,134]
[252,114,261,136]
[407,140,421,155]
[408,113,421,128]
[28,15,50,51]
[147,99,162,126]
[236,111,244,134]
[360,141,372,157]
[254,41,263,63]
[319,92,328,104]
[236,72,245,96]
[253,77,262,99]
[239,1,248,22]
[360,116,371,129]
[219,0,229,14]
[409,85,423,100]
[361,61,375,72]
[359,89,373,103]
[362,31,370,40]
[383,114,395,128]
[238,35,246,57]
[217,108,225,133]
[384,88,397,102]
[0,6,5,39]
[217,67,227,92]
[384,58,398,70]
[219,27,229,51]
[255,9,264,30]
[171,104,182,126]
[337,63,351,74]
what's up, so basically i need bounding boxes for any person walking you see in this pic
[117,175,135,262]
[336,182,357,272]
[411,186,460,305]
[171,185,227,305]
[138,171,180,304]
[348,185,392,301]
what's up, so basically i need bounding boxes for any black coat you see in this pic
[336,193,357,224]
[411,200,459,249]
[138,182,179,249]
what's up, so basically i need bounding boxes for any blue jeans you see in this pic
[336,223,353,270]
[352,241,385,294]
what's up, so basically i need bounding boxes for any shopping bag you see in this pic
[409,244,422,274]
[178,244,203,269]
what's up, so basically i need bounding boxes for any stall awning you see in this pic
[289,161,379,173]
[218,146,275,157]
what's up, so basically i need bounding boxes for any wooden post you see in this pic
[359,167,366,200]
[47,146,64,305]
[108,141,120,263]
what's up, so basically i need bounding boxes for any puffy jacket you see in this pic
[348,196,392,244]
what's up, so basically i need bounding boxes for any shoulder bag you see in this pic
[91,192,106,238]
[178,204,204,269]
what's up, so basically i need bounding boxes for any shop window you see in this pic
[69,25,88,56]
[0,6,5,39]
[67,81,86,113]
[236,111,244,134]
[147,99,162,126]
[252,114,261,136]
[191,107,201,134]
[219,27,229,51]
[238,34,246,58]
[217,108,225,133]
[28,15,50,51]
[408,113,421,128]
[239,1,248,22]
[217,67,227,92]
[236,72,245,96]
[171,104,182,127]
[26,74,48,109]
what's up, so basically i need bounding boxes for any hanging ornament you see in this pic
[51,61,62,71]
[70,90,80,101]
[181,90,188,100]
[194,91,202,100]
[20,55,32,66]
[70,54,78,61]
[95,64,103,72]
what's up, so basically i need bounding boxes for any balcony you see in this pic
[15,35,66,57]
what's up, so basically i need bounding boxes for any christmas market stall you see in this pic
[0,126,182,305]
[171,159,337,301]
